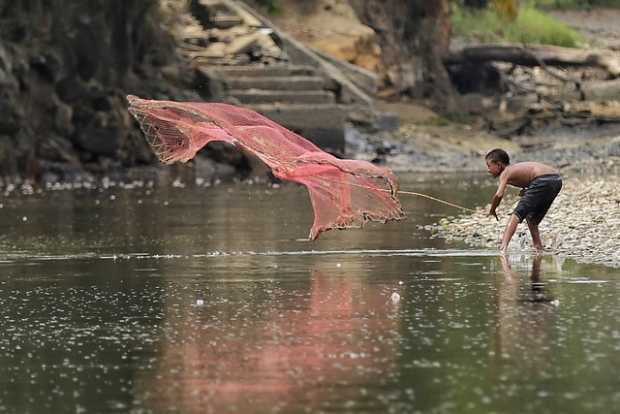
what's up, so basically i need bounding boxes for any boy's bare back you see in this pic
[501,162,559,188]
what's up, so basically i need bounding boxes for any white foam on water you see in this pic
[0,248,529,263]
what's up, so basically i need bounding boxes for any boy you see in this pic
[485,148,562,253]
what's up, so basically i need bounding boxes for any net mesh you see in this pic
[127,95,405,239]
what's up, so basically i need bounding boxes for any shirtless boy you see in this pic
[485,149,562,253]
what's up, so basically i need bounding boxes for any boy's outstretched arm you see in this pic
[489,174,508,221]
[489,194,501,221]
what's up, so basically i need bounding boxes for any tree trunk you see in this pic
[350,0,458,113]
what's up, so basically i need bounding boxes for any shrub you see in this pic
[453,4,583,47]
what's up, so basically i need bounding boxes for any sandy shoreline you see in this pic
[429,173,620,268]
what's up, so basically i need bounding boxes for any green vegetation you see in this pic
[453,4,584,47]
[534,0,620,8]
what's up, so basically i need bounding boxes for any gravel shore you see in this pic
[429,174,620,268]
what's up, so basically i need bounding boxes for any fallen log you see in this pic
[445,44,620,78]
[562,101,620,121]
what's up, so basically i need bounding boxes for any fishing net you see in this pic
[127,95,405,239]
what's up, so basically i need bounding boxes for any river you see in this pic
[1,172,619,413]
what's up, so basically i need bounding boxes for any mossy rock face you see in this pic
[0,1,205,179]
[0,136,18,175]
[0,100,21,135]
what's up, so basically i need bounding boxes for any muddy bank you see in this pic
[429,174,620,268]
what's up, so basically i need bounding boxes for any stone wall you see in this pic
[0,0,203,182]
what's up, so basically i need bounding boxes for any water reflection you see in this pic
[500,255,556,304]
[493,255,556,375]
[140,262,404,413]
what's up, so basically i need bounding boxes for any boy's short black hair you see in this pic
[485,148,510,165]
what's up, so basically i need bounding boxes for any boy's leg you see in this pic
[500,214,520,253]
[526,218,543,251]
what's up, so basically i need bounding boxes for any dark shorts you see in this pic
[514,174,562,225]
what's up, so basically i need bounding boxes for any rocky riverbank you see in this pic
[350,99,620,175]
[429,173,620,268]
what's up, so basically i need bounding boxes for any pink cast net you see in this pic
[127,95,405,239]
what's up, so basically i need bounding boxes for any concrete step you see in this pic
[229,89,335,104]
[211,65,318,78]
[248,103,346,127]
[246,103,349,153]
[224,76,327,91]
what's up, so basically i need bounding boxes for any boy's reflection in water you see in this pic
[499,255,555,304]
[524,255,554,304]
[494,255,557,374]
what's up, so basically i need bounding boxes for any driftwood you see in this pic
[531,79,620,102]
[520,100,620,125]
[446,44,620,78]
[561,101,620,121]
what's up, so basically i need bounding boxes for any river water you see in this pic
[1,173,619,413]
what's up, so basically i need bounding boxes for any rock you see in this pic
[37,135,79,164]
[0,44,11,73]
[608,136,620,157]
[194,156,217,179]
[0,95,22,135]
[311,26,380,71]
[29,51,61,83]
[55,77,88,104]
[0,136,19,175]
[54,101,74,136]
[73,111,121,157]
[460,93,497,115]
[225,32,266,55]
[203,42,227,58]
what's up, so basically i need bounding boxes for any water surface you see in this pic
[1,173,619,413]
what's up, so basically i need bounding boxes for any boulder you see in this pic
[311,26,380,72]
[271,0,381,72]
[73,111,121,157]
